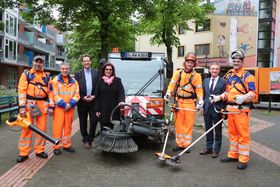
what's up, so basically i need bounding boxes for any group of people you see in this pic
[16,50,257,171]
[16,54,125,163]
[165,50,257,170]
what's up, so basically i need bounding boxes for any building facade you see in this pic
[136,0,280,71]
[0,6,67,89]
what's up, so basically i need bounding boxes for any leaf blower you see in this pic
[5,114,59,145]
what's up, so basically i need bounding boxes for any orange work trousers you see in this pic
[174,99,196,148]
[18,100,47,156]
[52,107,74,149]
[227,110,250,163]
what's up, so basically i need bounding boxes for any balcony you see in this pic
[17,54,30,66]
[56,34,66,45]
[44,60,60,71]
[41,25,56,40]
[18,32,30,46]
[56,52,66,60]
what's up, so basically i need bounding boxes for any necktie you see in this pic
[210,79,215,93]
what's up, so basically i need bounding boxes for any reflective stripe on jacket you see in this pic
[18,68,54,109]
[167,69,203,102]
[52,74,80,108]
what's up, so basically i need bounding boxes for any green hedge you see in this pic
[0,85,17,96]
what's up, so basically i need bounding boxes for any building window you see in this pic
[196,19,210,32]
[7,68,18,88]
[178,25,185,34]
[177,46,185,57]
[195,44,210,56]
[5,13,17,36]
[5,39,17,60]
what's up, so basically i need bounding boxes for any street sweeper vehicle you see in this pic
[93,52,168,153]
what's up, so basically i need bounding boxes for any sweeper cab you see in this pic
[108,52,166,119]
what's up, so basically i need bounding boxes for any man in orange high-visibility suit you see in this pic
[52,62,80,155]
[17,56,54,163]
[210,50,257,170]
[164,52,203,152]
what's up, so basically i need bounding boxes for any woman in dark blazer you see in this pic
[95,63,125,130]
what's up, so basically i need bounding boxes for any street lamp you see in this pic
[205,53,208,68]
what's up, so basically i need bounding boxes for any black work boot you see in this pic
[172,146,183,152]
[16,155,28,163]
[36,152,48,159]
[220,156,238,162]
[237,162,247,170]
[53,149,61,155]
[63,147,75,153]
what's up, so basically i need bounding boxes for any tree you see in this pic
[2,0,138,69]
[138,0,214,67]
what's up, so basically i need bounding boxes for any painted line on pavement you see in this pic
[0,118,80,186]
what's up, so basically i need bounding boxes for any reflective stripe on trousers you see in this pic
[52,107,74,149]
[18,101,48,156]
[227,110,250,163]
[175,100,196,148]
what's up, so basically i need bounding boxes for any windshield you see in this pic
[109,59,164,97]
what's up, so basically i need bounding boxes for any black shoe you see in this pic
[211,151,220,158]
[53,149,61,155]
[237,162,247,170]
[16,155,28,163]
[63,147,75,153]
[200,148,213,155]
[36,152,48,159]
[172,146,190,153]
[83,142,91,149]
[220,157,238,162]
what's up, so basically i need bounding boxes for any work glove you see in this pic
[235,94,249,105]
[164,94,170,103]
[118,102,126,106]
[196,99,204,110]
[19,108,27,118]
[209,94,221,103]
[65,103,71,111]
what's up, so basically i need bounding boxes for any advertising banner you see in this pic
[270,71,280,94]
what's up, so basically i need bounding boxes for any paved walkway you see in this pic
[0,109,279,186]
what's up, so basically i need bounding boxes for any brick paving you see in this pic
[0,109,279,186]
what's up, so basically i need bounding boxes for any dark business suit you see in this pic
[75,68,99,144]
[202,77,226,152]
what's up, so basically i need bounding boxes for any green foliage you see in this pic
[138,0,215,62]
[0,85,17,96]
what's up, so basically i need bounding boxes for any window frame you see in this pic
[177,46,185,57]
[195,19,211,32]
[194,43,210,56]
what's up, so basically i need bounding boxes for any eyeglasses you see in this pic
[105,69,113,71]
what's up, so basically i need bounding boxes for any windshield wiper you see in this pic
[134,69,163,96]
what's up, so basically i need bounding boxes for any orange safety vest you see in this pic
[18,68,54,111]
[167,69,203,103]
[52,74,80,107]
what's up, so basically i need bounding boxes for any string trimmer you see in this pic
[155,104,197,161]
[164,105,242,167]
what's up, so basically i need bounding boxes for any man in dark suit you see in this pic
[200,63,226,158]
[75,54,99,149]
